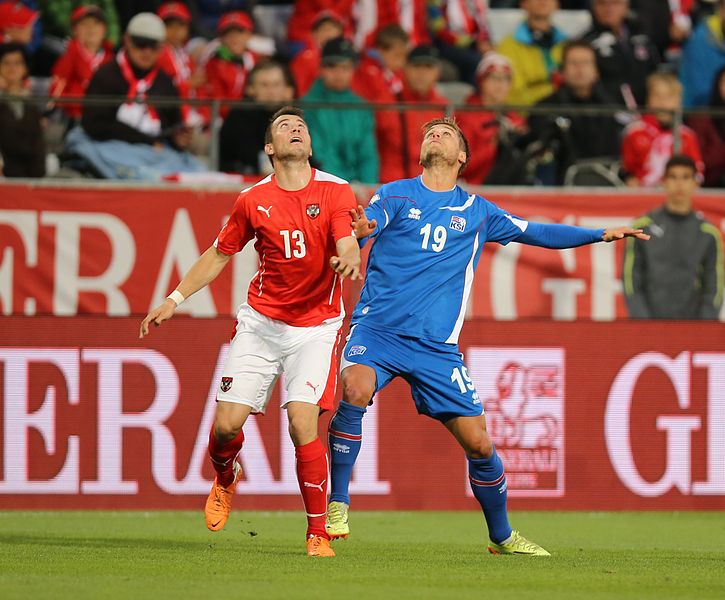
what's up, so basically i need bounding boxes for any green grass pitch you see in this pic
[1,511,723,599]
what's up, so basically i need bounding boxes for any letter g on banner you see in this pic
[605,352,701,497]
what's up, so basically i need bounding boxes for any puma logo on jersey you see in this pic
[303,479,326,492]
[306,381,320,394]
[257,205,272,217]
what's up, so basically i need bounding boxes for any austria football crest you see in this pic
[220,377,233,392]
[306,204,320,219]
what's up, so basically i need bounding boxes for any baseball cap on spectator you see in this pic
[218,11,253,34]
[71,4,106,25]
[0,1,39,30]
[475,52,512,85]
[157,2,191,24]
[407,45,441,65]
[127,12,166,47]
[321,37,355,65]
[313,9,345,30]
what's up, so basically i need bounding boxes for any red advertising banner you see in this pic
[2,183,724,320]
[1,316,723,510]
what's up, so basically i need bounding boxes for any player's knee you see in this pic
[288,413,316,446]
[213,419,242,443]
[341,374,374,407]
[465,436,494,459]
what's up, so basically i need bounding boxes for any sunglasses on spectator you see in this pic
[130,36,160,50]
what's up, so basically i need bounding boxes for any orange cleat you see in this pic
[205,460,243,531]
[306,535,336,557]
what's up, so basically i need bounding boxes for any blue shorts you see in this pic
[340,323,483,423]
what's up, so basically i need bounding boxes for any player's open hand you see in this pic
[330,256,361,281]
[139,299,177,338]
[602,227,650,242]
[350,205,377,239]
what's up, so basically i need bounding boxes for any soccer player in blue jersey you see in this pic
[325,117,649,555]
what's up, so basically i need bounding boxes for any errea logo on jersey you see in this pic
[408,208,422,220]
[369,194,380,205]
[348,345,367,356]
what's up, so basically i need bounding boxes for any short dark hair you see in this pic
[422,116,470,175]
[264,106,305,145]
[562,39,595,66]
[264,106,307,165]
[374,24,409,49]
[0,43,28,65]
[664,154,697,176]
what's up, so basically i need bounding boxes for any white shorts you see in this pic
[216,304,342,413]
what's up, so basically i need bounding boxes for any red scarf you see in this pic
[117,50,160,98]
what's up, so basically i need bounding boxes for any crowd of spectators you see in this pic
[0,0,723,186]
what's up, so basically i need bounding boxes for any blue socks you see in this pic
[468,449,513,544]
[328,401,366,504]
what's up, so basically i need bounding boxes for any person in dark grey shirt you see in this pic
[623,155,724,319]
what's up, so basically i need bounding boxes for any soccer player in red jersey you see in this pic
[140,106,360,557]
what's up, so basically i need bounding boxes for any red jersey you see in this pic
[290,43,321,97]
[456,94,525,184]
[50,39,114,119]
[621,114,704,186]
[214,169,357,326]
[203,48,257,119]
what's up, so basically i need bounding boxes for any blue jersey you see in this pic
[352,177,531,344]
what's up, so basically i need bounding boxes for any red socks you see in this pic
[295,437,329,539]
[208,427,244,487]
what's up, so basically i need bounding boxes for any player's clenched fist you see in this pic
[330,256,361,280]
[139,299,177,338]
[350,205,377,239]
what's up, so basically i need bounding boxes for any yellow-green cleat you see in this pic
[487,530,551,556]
[325,501,350,539]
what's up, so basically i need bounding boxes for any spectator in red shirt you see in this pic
[50,5,114,121]
[351,0,430,50]
[457,53,526,185]
[622,71,704,187]
[287,0,354,48]
[203,10,257,118]
[351,24,409,183]
[290,10,345,97]
[379,44,447,182]
[157,2,205,127]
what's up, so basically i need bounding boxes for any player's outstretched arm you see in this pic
[350,205,377,240]
[330,235,362,281]
[516,222,650,249]
[139,246,232,338]
[601,226,650,242]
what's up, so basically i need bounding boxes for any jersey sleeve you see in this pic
[214,192,254,254]
[330,183,358,242]
[485,201,530,245]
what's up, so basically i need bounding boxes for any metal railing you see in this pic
[2,93,724,176]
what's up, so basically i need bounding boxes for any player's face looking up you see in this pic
[419,124,467,172]
[265,115,312,165]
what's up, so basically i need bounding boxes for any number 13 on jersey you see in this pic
[280,229,306,258]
